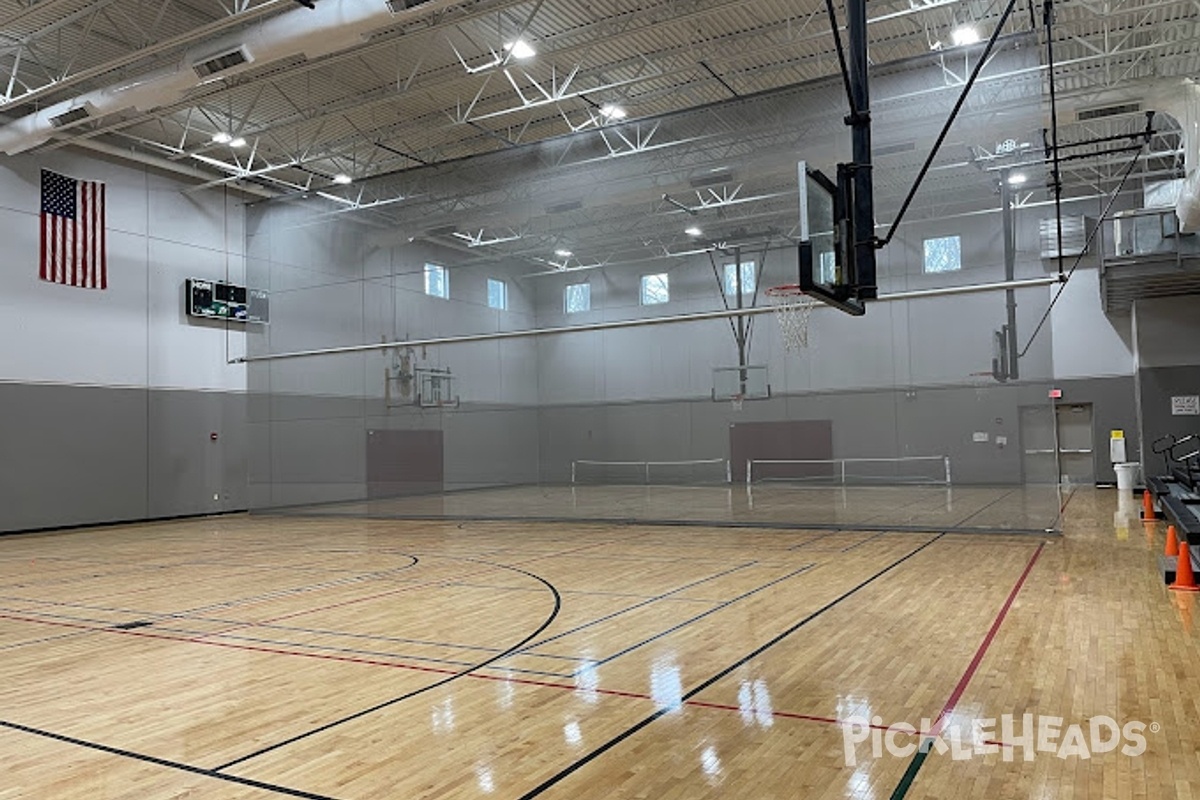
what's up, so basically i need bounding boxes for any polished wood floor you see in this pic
[1,487,1196,798]
[293,484,1066,532]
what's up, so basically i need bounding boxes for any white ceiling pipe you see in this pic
[0,0,459,156]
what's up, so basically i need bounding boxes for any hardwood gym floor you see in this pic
[0,487,1195,798]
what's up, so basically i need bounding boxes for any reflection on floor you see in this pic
[2,488,1195,799]
[286,483,1068,533]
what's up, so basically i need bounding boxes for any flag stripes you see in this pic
[40,170,107,289]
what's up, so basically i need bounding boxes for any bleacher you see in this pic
[1148,433,1200,544]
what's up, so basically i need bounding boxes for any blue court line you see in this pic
[573,562,818,673]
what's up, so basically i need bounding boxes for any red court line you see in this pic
[196,537,625,638]
[928,541,1045,738]
[0,610,954,737]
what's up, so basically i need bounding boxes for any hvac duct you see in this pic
[0,0,456,155]
[1150,80,1200,233]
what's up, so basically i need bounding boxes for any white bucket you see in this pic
[1114,462,1140,492]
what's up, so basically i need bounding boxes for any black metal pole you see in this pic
[846,0,877,300]
[734,246,748,395]
[1000,171,1020,379]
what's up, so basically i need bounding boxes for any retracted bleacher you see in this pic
[1151,434,1200,582]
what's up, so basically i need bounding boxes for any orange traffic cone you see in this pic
[1170,541,1200,592]
[1142,490,1156,520]
[1166,525,1180,557]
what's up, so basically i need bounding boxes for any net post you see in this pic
[745,459,753,486]
[645,462,650,484]
[944,456,952,487]
[840,459,847,485]
[725,459,731,484]
[571,461,577,484]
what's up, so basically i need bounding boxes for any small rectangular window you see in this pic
[487,278,507,310]
[640,273,669,305]
[424,263,449,298]
[923,235,962,273]
[722,261,757,295]
[564,282,591,313]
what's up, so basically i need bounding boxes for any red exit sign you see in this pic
[1049,388,1063,399]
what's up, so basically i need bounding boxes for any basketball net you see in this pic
[765,285,817,352]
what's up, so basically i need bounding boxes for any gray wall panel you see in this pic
[0,383,148,531]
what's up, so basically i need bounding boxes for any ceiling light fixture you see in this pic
[599,104,627,120]
[211,132,232,144]
[685,226,702,237]
[555,249,573,258]
[504,39,535,60]
[228,136,247,148]
[332,173,353,185]
[1006,172,1028,186]
[951,25,981,46]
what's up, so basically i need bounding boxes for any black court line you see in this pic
[278,511,1056,536]
[1,592,558,662]
[514,533,946,800]
[213,556,563,772]
[787,531,845,550]
[840,531,887,552]
[949,488,1025,529]
[444,580,718,604]
[0,603,577,679]
[0,720,336,800]
[0,629,95,652]
[574,562,818,673]
[510,561,757,656]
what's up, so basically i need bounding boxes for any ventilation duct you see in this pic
[1076,102,1142,122]
[1148,81,1200,234]
[48,106,93,128]
[192,47,253,80]
[0,0,461,155]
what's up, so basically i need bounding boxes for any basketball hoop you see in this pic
[765,284,818,351]
[731,393,744,411]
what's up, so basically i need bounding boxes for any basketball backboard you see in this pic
[797,161,870,316]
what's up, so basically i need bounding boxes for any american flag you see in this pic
[40,169,107,289]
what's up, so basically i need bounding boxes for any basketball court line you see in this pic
[556,562,819,672]
[0,628,96,652]
[886,541,1046,800]
[0,719,338,800]
[0,607,579,679]
[0,594,569,660]
[1,535,1044,799]
[210,558,563,772]
[444,580,723,603]
[513,533,947,799]
[510,561,760,653]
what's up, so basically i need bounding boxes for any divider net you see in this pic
[572,458,732,485]
[747,456,952,486]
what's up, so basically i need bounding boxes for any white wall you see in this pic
[0,150,247,392]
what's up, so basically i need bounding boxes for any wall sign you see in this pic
[1172,395,1200,416]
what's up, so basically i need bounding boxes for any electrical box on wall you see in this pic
[186,278,268,323]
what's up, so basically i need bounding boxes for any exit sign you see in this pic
[1049,388,1063,399]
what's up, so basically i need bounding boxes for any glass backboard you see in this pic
[797,160,867,316]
